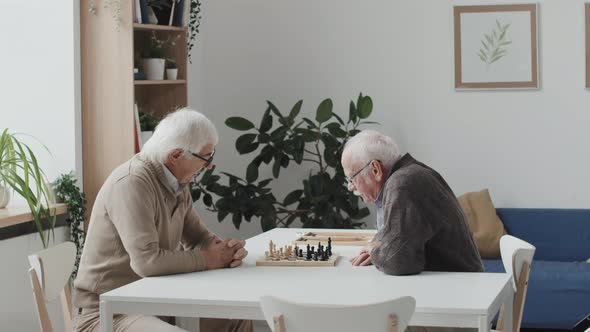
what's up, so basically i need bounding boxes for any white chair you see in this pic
[260,295,415,332]
[28,241,77,332]
[494,235,535,332]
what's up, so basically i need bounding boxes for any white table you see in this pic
[100,228,513,332]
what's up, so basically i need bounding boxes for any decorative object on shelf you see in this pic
[454,4,538,89]
[88,0,123,31]
[0,184,9,208]
[190,93,377,231]
[53,172,87,279]
[148,0,172,25]
[139,111,159,145]
[143,31,180,80]
[133,67,146,80]
[165,59,178,80]
[0,129,56,248]
[187,0,202,63]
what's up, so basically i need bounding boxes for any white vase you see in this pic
[166,69,178,80]
[0,185,11,208]
[143,58,165,80]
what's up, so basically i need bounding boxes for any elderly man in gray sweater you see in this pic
[73,109,252,332]
[342,130,482,332]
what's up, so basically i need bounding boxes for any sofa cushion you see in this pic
[483,259,590,329]
[457,189,506,258]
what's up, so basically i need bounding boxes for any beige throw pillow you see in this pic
[457,189,506,259]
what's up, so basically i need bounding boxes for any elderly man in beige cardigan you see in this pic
[73,109,252,332]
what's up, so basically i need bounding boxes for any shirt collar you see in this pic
[162,163,182,196]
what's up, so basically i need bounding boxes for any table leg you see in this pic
[478,315,489,332]
[100,300,113,332]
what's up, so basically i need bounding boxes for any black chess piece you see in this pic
[311,246,314,253]
[299,249,303,257]
[307,244,310,253]
[306,250,311,260]
[313,252,318,261]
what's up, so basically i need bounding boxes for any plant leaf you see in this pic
[357,96,373,119]
[226,117,255,131]
[315,99,333,123]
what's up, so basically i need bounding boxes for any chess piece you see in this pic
[299,249,303,257]
[313,252,318,261]
[306,244,310,254]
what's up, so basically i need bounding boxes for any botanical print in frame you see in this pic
[586,3,590,88]
[454,4,538,89]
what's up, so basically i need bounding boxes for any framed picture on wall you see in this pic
[586,3,590,88]
[453,4,539,89]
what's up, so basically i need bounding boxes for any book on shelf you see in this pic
[139,0,149,24]
[134,0,142,23]
[168,0,176,26]
[172,0,186,27]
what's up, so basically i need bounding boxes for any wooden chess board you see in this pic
[256,240,339,267]
[292,231,377,246]
[256,254,340,267]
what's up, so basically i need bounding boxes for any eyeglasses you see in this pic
[345,160,373,185]
[345,160,380,186]
[188,148,215,167]
[189,149,215,183]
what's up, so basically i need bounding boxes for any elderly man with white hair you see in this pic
[341,130,483,275]
[72,109,252,332]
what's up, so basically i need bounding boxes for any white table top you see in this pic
[102,228,511,317]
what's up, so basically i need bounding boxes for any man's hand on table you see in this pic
[207,236,248,269]
[350,245,374,266]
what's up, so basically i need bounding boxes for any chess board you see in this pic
[292,231,376,246]
[256,240,339,267]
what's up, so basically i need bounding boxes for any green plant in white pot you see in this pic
[0,129,56,248]
[143,32,179,80]
[165,59,178,80]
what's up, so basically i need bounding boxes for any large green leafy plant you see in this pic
[0,129,55,248]
[190,93,377,231]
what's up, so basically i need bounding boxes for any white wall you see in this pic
[189,0,590,239]
[0,0,80,330]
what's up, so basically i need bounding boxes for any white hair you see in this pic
[342,130,400,176]
[140,108,219,163]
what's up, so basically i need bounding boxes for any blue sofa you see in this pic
[482,208,590,330]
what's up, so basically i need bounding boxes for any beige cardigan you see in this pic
[73,155,215,309]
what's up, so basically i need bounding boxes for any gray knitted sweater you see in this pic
[371,154,483,275]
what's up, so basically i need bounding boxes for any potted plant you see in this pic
[0,129,56,247]
[139,111,159,144]
[143,32,166,80]
[143,32,180,80]
[166,59,178,80]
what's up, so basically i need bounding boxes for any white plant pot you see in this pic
[0,185,11,208]
[140,131,154,146]
[166,69,178,80]
[143,58,165,80]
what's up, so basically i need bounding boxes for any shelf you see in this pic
[0,203,67,229]
[135,80,186,85]
[133,23,186,32]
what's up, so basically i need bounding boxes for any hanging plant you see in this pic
[187,0,202,63]
[53,172,87,279]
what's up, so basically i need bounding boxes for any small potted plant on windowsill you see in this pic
[166,59,178,80]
